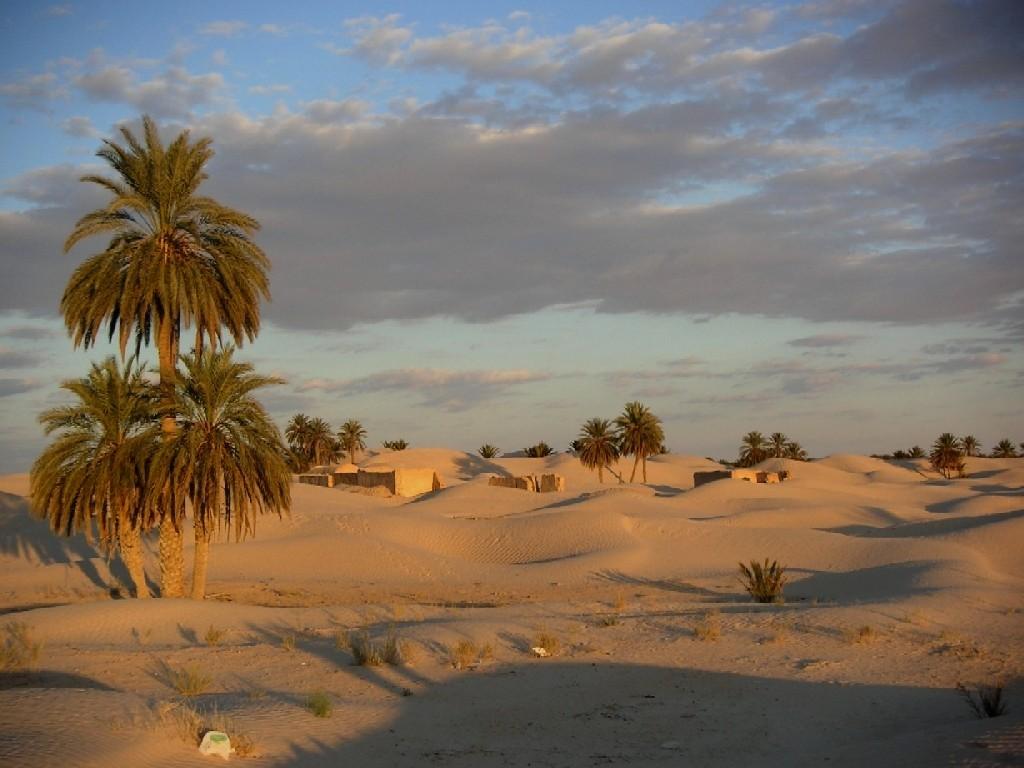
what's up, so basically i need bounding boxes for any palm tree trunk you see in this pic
[157,318,184,598]
[118,524,150,599]
[192,520,211,601]
[629,454,640,483]
[598,466,604,484]
[642,454,647,483]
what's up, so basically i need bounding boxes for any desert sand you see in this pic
[1,449,1022,767]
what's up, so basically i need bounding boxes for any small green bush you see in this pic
[738,559,787,603]
[349,628,403,666]
[306,691,333,718]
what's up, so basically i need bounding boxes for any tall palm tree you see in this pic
[992,439,1017,458]
[285,413,313,471]
[930,433,963,479]
[784,441,808,461]
[769,432,788,459]
[30,357,160,598]
[61,116,270,597]
[960,435,980,457]
[738,431,767,468]
[576,418,619,484]
[614,401,664,483]
[908,445,926,459]
[151,347,290,600]
[308,418,337,466]
[338,419,367,463]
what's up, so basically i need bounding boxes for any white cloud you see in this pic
[200,20,248,37]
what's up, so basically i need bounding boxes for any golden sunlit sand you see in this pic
[1,449,1022,766]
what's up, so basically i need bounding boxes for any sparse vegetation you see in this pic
[597,613,621,627]
[848,625,878,644]
[204,626,226,646]
[693,611,721,641]
[930,433,965,478]
[280,634,296,651]
[478,444,500,459]
[306,691,333,718]
[738,559,787,603]
[0,622,42,671]
[348,628,403,666]
[992,439,1018,458]
[382,439,408,451]
[448,639,493,669]
[154,700,203,743]
[957,682,1007,718]
[524,441,554,458]
[159,663,212,698]
[533,630,561,656]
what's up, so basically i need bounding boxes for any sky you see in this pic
[0,0,1022,471]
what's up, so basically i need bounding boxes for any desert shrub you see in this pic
[154,700,203,743]
[0,622,41,671]
[532,630,561,656]
[738,559,787,603]
[382,439,408,451]
[478,444,500,459]
[957,682,1007,718]
[849,625,877,644]
[160,663,212,698]
[597,614,620,627]
[204,626,226,646]
[280,634,295,652]
[306,691,333,718]
[448,639,493,669]
[349,628,403,666]
[693,612,721,641]
[524,442,554,458]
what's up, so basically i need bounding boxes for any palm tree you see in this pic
[478,444,500,459]
[930,433,963,479]
[908,445,925,459]
[30,357,160,598]
[285,413,313,470]
[524,442,554,458]
[738,431,767,468]
[151,347,290,600]
[61,116,270,597]
[769,432,788,459]
[784,441,808,461]
[576,418,619,484]
[614,401,664,483]
[992,439,1017,458]
[308,418,337,466]
[338,419,367,463]
[960,435,980,458]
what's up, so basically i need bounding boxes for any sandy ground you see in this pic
[0,449,1022,767]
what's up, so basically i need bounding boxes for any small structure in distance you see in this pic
[488,473,565,493]
[693,469,789,488]
[298,463,443,497]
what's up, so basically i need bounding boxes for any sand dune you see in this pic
[1,452,1022,766]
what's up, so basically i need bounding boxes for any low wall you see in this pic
[693,469,789,487]
[298,473,334,488]
[488,474,565,493]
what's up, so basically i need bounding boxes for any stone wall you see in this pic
[693,469,789,487]
[488,474,565,493]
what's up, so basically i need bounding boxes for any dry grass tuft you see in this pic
[280,634,296,652]
[448,639,493,670]
[763,622,789,645]
[204,626,226,646]
[156,662,212,698]
[154,700,203,743]
[693,612,721,642]
[533,630,561,657]
[848,625,878,645]
[306,691,333,718]
[957,681,1007,718]
[597,613,621,627]
[0,622,41,671]
[349,628,404,666]
[738,559,787,603]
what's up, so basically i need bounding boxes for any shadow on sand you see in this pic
[262,661,1017,767]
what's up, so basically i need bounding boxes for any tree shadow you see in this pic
[262,661,1004,767]
[452,455,510,480]
[0,490,131,593]
[592,569,728,599]
[789,561,940,604]
[0,669,119,691]
[821,508,1024,538]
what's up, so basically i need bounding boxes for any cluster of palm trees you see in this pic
[284,415,368,471]
[736,432,808,467]
[575,401,665,483]
[886,436,1021,461]
[31,116,290,600]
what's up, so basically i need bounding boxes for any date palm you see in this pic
[784,441,808,461]
[30,357,160,598]
[285,413,313,471]
[769,432,788,459]
[308,418,337,466]
[614,401,664,483]
[960,435,980,458]
[576,418,619,484]
[908,445,925,459]
[930,433,963,479]
[338,419,367,464]
[738,431,767,468]
[151,347,290,600]
[992,439,1017,458]
[478,444,500,459]
[61,116,270,597]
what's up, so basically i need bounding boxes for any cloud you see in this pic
[0,348,42,368]
[0,73,66,111]
[46,4,72,16]
[248,83,291,95]
[74,64,223,117]
[200,20,248,37]
[787,334,863,348]
[0,379,39,397]
[1,325,57,340]
[300,368,550,411]
[343,15,414,65]
[59,115,97,138]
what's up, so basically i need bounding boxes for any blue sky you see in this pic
[1,0,1022,470]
